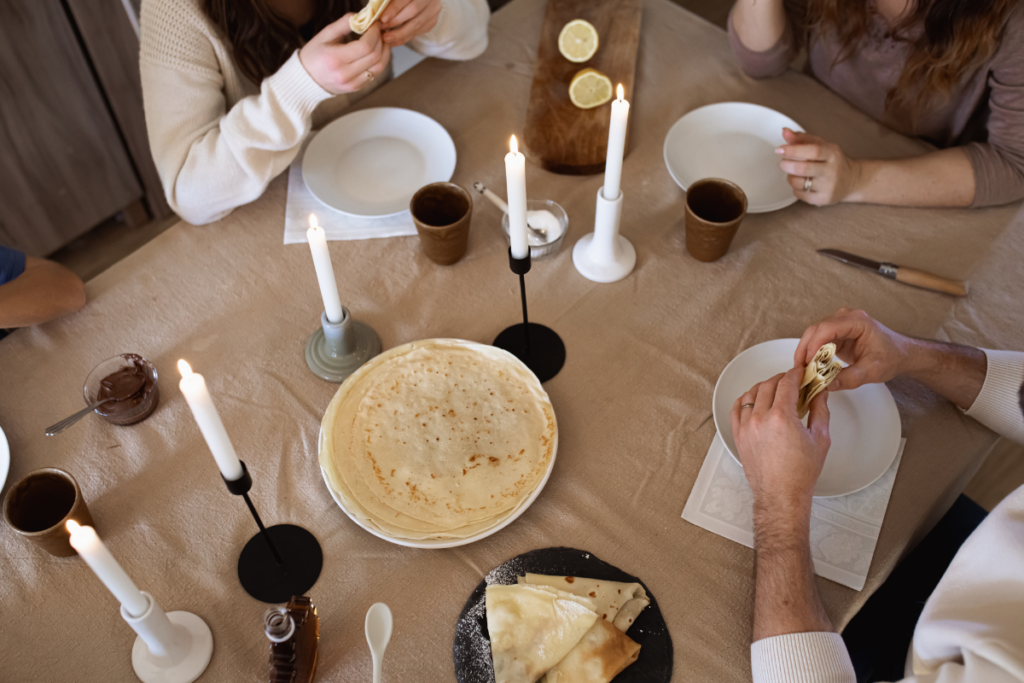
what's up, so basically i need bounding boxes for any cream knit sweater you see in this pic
[139,0,489,225]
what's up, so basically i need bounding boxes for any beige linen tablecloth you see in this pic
[2,0,1022,680]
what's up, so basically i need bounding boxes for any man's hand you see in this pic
[731,368,831,510]
[300,16,391,94]
[379,0,443,47]
[794,308,912,392]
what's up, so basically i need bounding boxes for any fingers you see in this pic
[780,159,827,177]
[806,391,831,448]
[383,6,440,46]
[781,127,823,146]
[754,373,785,414]
[379,0,413,26]
[385,0,426,29]
[829,365,867,392]
[774,367,803,414]
[794,324,818,368]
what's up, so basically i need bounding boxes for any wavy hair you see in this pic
[202,0,360,83]
[798,0,1019,118]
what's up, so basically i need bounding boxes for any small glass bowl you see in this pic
[500,199,568,260]
[83,354,160,426]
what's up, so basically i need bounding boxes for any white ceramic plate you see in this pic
[712,338,901,497]
[0,424,8,491]
[303,107,457,217]
[316,339,557,549]
[664,102,804,213]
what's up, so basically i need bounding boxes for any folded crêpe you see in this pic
[486,584,599,683]
[319,339,556,540]
[797,342,843,418]
[349,0,392,33]
[543,620,641,683]
[521,575,648,683]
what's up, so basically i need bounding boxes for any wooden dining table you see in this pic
[2,0,1022,680]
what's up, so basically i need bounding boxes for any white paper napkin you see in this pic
[682,434,906,590]
[283,136,418,244]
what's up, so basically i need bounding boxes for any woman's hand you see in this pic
[776,128,864,206]
[379,0,443,47]
[299,16,391,95]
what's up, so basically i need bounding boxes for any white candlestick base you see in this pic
[122,594,213,683]
[573,187,635,283]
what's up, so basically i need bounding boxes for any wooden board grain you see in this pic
[524,0,642,175]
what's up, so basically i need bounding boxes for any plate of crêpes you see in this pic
[318,339,558,548]
[453,547,673,683]
[712,338,902,498]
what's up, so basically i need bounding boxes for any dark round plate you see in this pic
[453,547,673,683]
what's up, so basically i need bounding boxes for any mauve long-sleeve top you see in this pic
[727,4,1024,207]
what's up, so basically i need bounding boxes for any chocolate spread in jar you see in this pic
[95,354,159,424]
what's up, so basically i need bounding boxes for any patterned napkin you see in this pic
[682,434,906,590]
[283,135,418,244]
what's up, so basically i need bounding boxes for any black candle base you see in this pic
[237,524,323,603]
[493,323,565,383]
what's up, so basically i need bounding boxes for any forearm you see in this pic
[409,0,490,60]
[752,498,833,641]
[0,263,86,327]
[846,147,975,207]
[900,338,987,411]
[730,0,788,53]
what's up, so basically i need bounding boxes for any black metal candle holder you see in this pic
[493,248,566,383]
[222,462,323,603]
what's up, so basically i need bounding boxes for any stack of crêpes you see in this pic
[319,339,557,542]
[487,574,650,683]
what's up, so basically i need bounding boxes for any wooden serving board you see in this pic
[524,0,642,175]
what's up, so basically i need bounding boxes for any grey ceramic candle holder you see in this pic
[305,308,381,383]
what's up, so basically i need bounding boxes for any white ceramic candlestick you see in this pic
[67,523,213,683]
[177,361,244,481]
[306,215,344,324]
[505,135,529,260]
[573,187,636,283]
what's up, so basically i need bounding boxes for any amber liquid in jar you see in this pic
[265,596,320,683]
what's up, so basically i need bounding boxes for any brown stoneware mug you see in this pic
[3,468,94,557]
[684,178,748,262]
[410,182,473,265]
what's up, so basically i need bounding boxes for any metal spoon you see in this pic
[46,399,113,436]
[473,182,548,238]
[365,602,393,683]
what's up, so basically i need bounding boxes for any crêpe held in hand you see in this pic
[486,584,598,683]
[319,339,557,540]
[797,342,842,418]
[350,0,392,33]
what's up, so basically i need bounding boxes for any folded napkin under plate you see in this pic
[682,434,906,590]
[283,136,418,245]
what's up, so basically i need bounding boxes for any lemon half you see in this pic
[558,19,599,63]
[569,68,613,109]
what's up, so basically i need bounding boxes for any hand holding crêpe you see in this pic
[350,0,393,33]
[797,343,843,418]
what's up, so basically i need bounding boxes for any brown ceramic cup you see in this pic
[410,182,473,265]
[3,468,94,557]
[684,178,748,262]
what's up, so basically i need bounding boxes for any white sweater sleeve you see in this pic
[140,48,332,225]
[407,0,490,60]
[964,350,1024,444]
[752,633,857,683]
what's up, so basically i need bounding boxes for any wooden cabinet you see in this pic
[0,0,169,257]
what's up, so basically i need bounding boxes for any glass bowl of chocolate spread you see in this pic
[82,354,159,426]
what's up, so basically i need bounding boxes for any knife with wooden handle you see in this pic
[818,249,968,297]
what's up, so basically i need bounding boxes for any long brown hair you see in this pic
[798,0,1019,117]
[203,0,361,84]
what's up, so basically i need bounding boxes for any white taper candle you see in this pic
[306,214,345,324]
[177,360,244,481]
[67,521,150,618]
[603,85,629,201]
[505,135,529,259]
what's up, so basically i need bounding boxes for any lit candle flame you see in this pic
[510,135,519,155]
[177,359,193,378]
[308,214,319,230]
[617,84,624,101]
[66,519,81,533]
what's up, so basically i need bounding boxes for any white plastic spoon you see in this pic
[365,602,393,683]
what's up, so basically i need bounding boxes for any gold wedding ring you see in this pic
[803,177,813,192]
[741,403,755,409]
[366,70,375,82]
